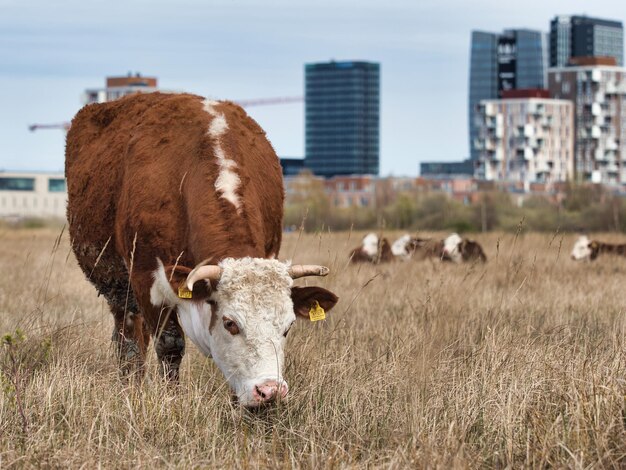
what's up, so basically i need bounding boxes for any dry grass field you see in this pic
[1,227,625,468]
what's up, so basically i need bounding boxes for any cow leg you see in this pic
[110,304,150,377]
[130,271,186,382]
[151,306,186,382]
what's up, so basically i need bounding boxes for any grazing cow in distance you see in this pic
[442,233,487,263]
[570,235,626,261]
[65,92,338,408]
[349,233,393,264]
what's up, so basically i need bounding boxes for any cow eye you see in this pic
[223,318,240,335]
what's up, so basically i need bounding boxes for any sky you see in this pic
[0,0,623,176]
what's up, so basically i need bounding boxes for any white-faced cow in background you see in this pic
[349,233,394,264]
[65,93,339,408]
[442,233,487,263]
[391,234,414,261]
[570,235,626,261]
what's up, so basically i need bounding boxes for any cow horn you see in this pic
[288,265,330,279]
[186,262,222,291]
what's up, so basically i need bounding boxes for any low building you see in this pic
[0,171,67,219]
[420,159,475,178]
[324,175,376,208]
[82,73,161,104]
[474,93,574,186]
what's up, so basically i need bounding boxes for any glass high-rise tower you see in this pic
[305,61,380,177]
[468,29,547,160]
[550,15,624,68]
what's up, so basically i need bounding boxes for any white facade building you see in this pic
[475,98,574,185]
[548,65,626,185]
[0,172,67,219]
[82,73,161,105]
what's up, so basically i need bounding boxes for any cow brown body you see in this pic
[66,92,284,378]
[410,238,445,260]
[592,242,626,259]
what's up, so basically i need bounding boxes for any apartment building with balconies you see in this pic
[474,91,574,186]
[548,61,626,184]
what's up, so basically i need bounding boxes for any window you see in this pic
[48,178,66,192]
[0,177,35,191]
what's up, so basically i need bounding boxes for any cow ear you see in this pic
[590,241,598,250]
[163,264,214,301]
[291,286,338,319]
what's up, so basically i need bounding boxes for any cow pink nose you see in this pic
[253,380,288,403]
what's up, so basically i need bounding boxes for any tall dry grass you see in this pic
[0,227,625,468]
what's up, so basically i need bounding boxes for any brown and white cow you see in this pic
[570,235,626,261]
[441,233,487,263]
[65,92,338,408]
[349,233,394,264]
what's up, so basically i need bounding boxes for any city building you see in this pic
[0,171,67,219]
[305,61,380,177]
[82,73,160,104]
[474,91,574,186]
[550,15,623,68]
[469,29,547,160]
[420,160,475,178]
[279,157,306,177]
[324,175,377,208]
[548,62,626,184]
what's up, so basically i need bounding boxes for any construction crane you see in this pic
[28,96,303,132]
[235,96,303,107]
[28,122,71,132]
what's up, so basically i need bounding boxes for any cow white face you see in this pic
[362,233,379,258]
[150,258,338,408]
[391,234,412,260]
[571,236,592,261]
[442,233,463,263]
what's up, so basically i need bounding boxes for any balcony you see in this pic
[523,124,534,138]
[591,126,601,139]
[594,147,606,161]
[591,102,602,116]
[493,148,504,161]
[606,138,618,151]
[484,103,496,117]
[523,148,534,161]
[591,69,602,83]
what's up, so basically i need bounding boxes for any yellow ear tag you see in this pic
[178,285,193,299]
[309,301,326,322]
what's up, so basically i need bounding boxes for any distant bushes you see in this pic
[285,177,626,233]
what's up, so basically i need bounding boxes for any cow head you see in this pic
[361,233,379,258]
[391,234,413,260]
[571,236,597,261]
[442,233,463,263]
[151,258,337,408]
